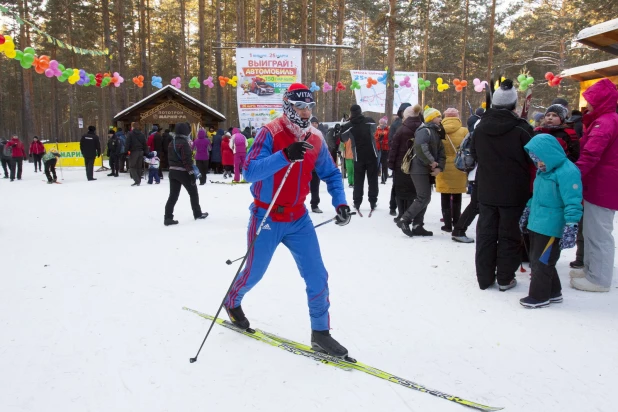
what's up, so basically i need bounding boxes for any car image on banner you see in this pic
[250,78,275,96]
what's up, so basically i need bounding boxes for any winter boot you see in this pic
[47,181,53,184]
[499,278,517,292]
[569,269,585,279]
[569,260,584,269]
[549,292,563,304]
[164,216,179,226]
[107,172,115,176]
[412,225,433,237]
[225,305,250,329]
[441,208,452,232]
[452,235,474,243]
[398,220,414,237]
[389,209,397,216]
[570,277,610,292]
[312,206,323,213]
[311,330,348,358]
[195,212,209,220]
[519,296,550,309]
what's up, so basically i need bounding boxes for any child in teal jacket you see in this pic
[519,133,583,308]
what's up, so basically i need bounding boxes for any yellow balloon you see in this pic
[481,102,487,109]
[436,77,443,85]
[5,49,16,58]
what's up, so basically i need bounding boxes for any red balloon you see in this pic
[545,72,554,81]
[0,34,5,45]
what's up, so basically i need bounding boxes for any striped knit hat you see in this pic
[424,107,442,123]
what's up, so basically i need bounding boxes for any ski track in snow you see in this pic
[1,168,617,412]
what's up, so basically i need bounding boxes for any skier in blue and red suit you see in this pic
[224,83,353,358]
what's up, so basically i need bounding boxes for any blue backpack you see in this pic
[454,132,476,173]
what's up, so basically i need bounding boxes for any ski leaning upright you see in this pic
[184,307,502,412]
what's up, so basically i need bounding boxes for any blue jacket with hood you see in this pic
[525,133,583,238]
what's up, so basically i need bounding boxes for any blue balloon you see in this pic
[309,81,320,93]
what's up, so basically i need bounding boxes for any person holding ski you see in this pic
[224,83,352,358]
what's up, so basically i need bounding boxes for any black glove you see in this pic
[283,141,314,162]
[335,205,352,226]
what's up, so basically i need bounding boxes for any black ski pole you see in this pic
[225,212,354,265]
[190,161,296,363]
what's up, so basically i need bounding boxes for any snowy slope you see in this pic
[1,168,617,412]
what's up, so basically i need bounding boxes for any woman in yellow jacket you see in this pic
[436,108,469,232]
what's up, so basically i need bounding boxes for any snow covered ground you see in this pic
[1,167,617,412]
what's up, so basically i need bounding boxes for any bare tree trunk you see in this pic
[460,0,469,116]
[180,0,188,92]
[487,0,496,81]
[311,0,317,79]
[255,0,261,43]
[277,0,283,43]
[102,0,117,124]
[139,0,148,99]
[215,0,223,110]
[421,0,430,107]
[18,0,35,144]
[384,0,396,120]
[237,0,246,45]
[199,0,206,101]
[301,0,308,83]
[66,0,78,141]
[116,0,128,109]
[332,0,345,121]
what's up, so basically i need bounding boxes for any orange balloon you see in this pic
[453,79,461,86]
[460,80,468,87]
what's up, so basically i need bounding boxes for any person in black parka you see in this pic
[164,122,208,226]
[80,126,101,181]
[340,105,378,210]
[471,79,534,291]
[125,122,149,186]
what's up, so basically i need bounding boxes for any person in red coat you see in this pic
[6,134,26,181]
[221,132,234,178]
[29,136,46,173]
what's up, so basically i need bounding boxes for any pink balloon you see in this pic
[44,68,55,78]
[323,81,332,92]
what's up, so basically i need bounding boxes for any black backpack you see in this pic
[454,132,476,173]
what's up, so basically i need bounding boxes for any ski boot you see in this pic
[311,330,348,358]
[225,305,250,329]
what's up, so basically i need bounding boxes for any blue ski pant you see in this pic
[225,210,330,330]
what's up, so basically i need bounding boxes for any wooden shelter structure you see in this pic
[113,85,226,131]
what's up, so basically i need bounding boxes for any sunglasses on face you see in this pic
[289,100,316,110]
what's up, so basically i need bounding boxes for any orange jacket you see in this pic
[374,126,390,151]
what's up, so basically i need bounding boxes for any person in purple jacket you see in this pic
[570,78,618,293]
[230,128,247,182]
[192,129,211,185]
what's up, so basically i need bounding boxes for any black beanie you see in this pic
[88,126,96,132]
[310,116,319,123]
[174,122,191,136]
[551,98,569,108]
[350,104,362,118]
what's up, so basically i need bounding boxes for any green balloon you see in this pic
[58,64,65,72]
[14,50,23,61]
[419,85,426,91]
[23,47,36,55]
[58,76,68,82]
[517,74,526,83]
[417,78,424,85]
[424,80,431,87]
[527,76,534,83]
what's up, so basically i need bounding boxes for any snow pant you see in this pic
[475,203,526,289]
[164,170,203,219]
[210,161,222,174]
[196,159,209,185]
[44,158,57,182]
[129,150,144,184]
[234,152,246,181]
[453,182,478,237]
[440,193,462,231]
[345,159,354,186]
[9,158,23,180]
[84,156,95,180]
[32,153,43,172]
[380,151,389,184]
[353,158,378,208]
[1,158,8,177]
[226,211,330,331]
[528,231,562,301]
[148,168,160,184]
[583,200,616,288]
[109,154,119,176]
[575,212,584,263]
[310,171,320,208]
[401,174,432,226]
